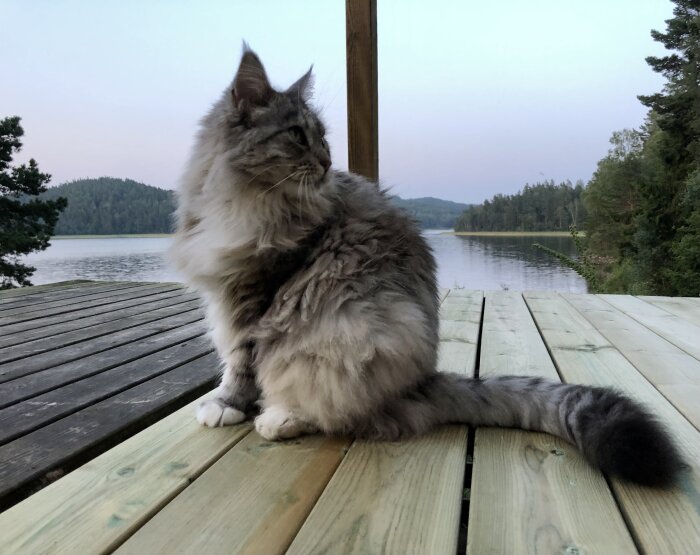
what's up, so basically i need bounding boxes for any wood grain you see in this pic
[565,293,700,430]
[0,281,119,308]
[115,433,350,555]
[346,0,378,180]
[0,393,251,555]
[601,294,700,361]
[638,295,700,326]
[468,292,637,555]
[0,320,206,408]
[0,282,151,318]
[0,301,202,382]
[0,287,189,347]
[0,334,212,444]
[525,291,700,554]
[287,290,481,555]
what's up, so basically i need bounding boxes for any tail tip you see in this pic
[596,413,686,487]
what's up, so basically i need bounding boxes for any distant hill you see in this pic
[390,196,471,229]
[42,178,176,235]
[42,178,468,234]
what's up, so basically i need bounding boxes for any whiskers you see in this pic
[256,169,303,199]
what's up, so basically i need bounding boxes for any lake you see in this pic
[23,231,587,292]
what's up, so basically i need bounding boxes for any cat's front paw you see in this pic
[196,398,246,427]
[254,406,317,440]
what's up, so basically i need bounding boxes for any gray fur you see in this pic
[171,47,684,487]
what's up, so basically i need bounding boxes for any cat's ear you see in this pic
[232,46,273,111]
[286,66,315,103]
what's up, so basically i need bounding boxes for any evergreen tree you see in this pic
[0,116,66,288]
[635,0,700,293]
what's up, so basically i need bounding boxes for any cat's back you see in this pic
[328,170,439,311]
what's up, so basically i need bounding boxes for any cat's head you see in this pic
[216,46,332,196]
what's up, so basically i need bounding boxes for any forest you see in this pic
[40,178,176,234]
[389,196,470,228]
[580,0,699,296]
[454,180,586,232]
[40,179,468,234]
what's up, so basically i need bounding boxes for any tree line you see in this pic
[40,177,176,235]
[454,180,586,232]
[581,0,699,295]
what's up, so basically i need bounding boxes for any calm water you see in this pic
[24,231,587,292]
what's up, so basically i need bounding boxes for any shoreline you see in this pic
[445,231,580,237]
[52,233,174,239]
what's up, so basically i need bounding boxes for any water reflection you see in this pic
[24,233,587,293]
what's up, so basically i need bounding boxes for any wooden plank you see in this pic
[0,395,251,555]
[525,291,700,554]
[0,300,201,381]
[287,290,481,555]
[0,321,206,409]
[602,294,700,361]
[346,0,378,181]
[468,292,637,554]
[638,295,700,326]
[0,333,212,444]
[0,287,188,346]
[0,282,174,324]
[565,293,700,431]
[0,352,221,511]
[288,427,467,555]
[114,433,349,555]
[0,280,96,303]
[0,281,140,313]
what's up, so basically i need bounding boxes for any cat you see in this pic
[170,45,684,487]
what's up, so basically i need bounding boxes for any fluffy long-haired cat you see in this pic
[171,46,683,487]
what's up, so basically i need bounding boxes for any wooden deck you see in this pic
[0,282,699,554]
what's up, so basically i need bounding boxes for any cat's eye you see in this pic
[288,126,308,146]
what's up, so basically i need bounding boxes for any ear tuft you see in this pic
[286,66,315,103]
[232,45,273,111]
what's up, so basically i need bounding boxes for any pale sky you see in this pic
[2,0,673,203]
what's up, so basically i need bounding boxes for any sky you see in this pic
[1,0,674,203]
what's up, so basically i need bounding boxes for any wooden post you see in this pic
[346,0,378,181]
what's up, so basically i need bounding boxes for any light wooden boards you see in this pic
[565,293,700,430]
[525,291,700,554]
[602,294,700,361]
[0,395,251,555]
[468,291,637,554]
[116,433,349,555]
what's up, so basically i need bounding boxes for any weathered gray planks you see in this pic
[0,283,179,325]
[0,321,207,408]
[0,286,189,347]
[0,282,145,315]
[0,280,105,305]
[0,351,220,510]
[0,301,202,381]
[0,334,213,445]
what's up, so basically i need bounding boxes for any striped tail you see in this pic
[366,373,685,487]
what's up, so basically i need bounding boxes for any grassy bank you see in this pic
[445,231,583,237]
[52,233,174,239]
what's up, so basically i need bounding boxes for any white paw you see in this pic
[254,406,316,441]
[196,399,246,427]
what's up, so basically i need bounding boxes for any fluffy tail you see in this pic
[364,373,684,487]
